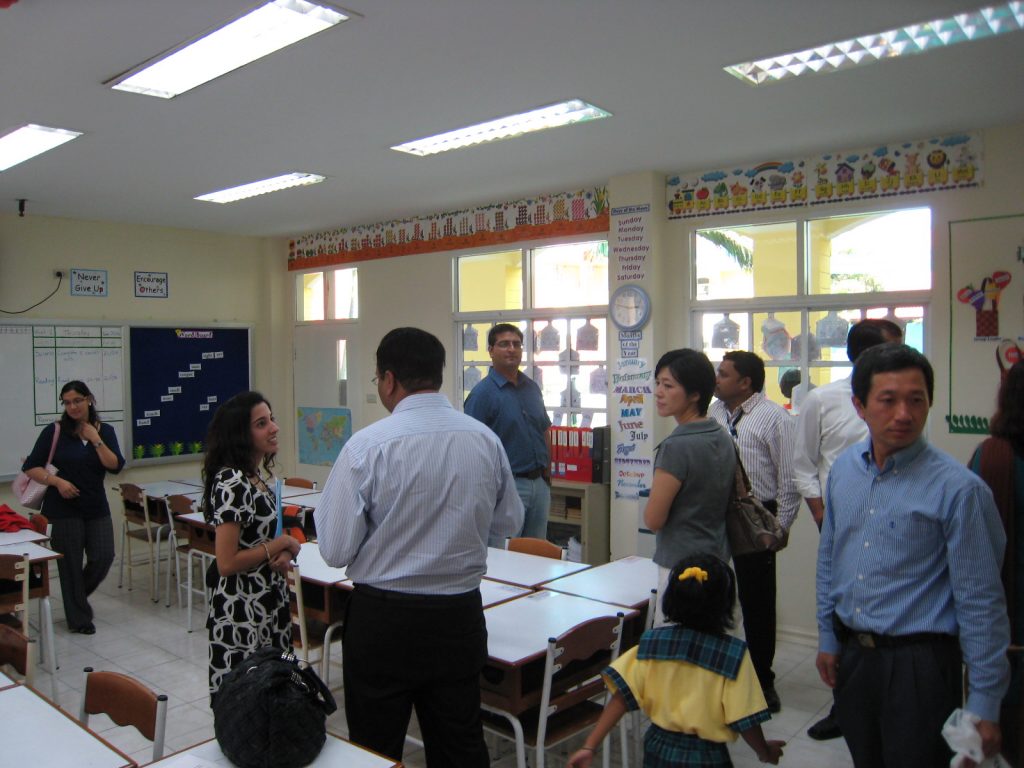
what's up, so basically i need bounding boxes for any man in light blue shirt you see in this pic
[816,343,1009,767]
[465,323,552,541]
[315,327,523,766]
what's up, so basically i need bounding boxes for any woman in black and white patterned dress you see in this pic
[202,391,301,702]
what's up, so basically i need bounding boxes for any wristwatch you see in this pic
[93,440,104,448]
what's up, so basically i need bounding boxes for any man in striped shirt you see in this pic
[710,350,799,713]
[315,327,524,766]
[816,343,1008,767]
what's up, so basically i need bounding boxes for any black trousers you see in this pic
[49,516,115,630]
[836,637,961,768]
[733,548,777,689]
[342,585,490,767]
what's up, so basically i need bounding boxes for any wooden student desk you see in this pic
[0,540,61,701]
[480,591,638,715]
[0,529,50,547]
[479,578,532,608]
[483,546,590,589]
[295,542,351,626]
[151,734,401,767]
[0,683,136,768]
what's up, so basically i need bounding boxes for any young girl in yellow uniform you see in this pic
[568,554,785,767]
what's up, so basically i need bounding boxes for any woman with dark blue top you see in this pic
[21,381,125,634]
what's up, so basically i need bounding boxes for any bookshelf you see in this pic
[547,480,610,565]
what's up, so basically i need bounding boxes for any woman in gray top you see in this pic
[644,349,736,623]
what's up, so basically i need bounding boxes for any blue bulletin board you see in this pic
[128,327,251,464]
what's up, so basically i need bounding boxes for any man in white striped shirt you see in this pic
[315,327,524,767]
[710,350,799,713]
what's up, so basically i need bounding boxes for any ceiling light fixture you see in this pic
[725,1,1024,85]
[108,0,350,99]
[195,172,326,204]
[0,124,82,172]
[391,99,611,157]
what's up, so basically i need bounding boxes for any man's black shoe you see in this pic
[807,712,842,740]
[763,685,781,713]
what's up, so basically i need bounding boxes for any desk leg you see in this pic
[152,527,164,603]
[42,596,59,704]
[187,551,194,633]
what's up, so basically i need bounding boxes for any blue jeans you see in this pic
[515,476,551,539]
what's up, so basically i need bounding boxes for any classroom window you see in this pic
[692,208,930,411]
[455,240,609,427]
[296,267,359,321]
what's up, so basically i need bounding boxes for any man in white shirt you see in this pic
[792,318,901,740]
[710,350,799,713]
[315,327,524,766]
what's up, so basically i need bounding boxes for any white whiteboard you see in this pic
[0,323,125,480]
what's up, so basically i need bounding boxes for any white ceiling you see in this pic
[1,0,1022,239]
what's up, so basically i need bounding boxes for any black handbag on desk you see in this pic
[213,647,337,768]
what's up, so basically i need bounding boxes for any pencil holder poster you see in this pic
[947,215,1024,435]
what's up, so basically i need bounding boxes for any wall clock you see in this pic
[610,284,652,331]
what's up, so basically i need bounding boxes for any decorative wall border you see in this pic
[288,188,609,270]
[666,132,982,219]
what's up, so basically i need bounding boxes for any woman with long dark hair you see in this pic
[21,381,125,634]
[202,391,300,701]
[970,360,1024,765]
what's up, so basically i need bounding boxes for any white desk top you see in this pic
[285,490,321,509]
[0,668,16,689]
[137,480,203,498]
[0,684,135,767]
[484,546,590,589]
[280,485,318,500]
[542,555,658,610]
[296,542,349,586]
[0,541,62,562]
[479,578,532,608]
[170,478,203,487]
[0,528,49,547]
[152,734,399,767]
[176,511,209,528]
[485,590,634,665]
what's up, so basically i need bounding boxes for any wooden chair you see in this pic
[167,494,216,632]
[117,483,171,601]
[80,667,168,763]
[507,537,566,560]
[0,625,34,687]
[284,477,316,489]
[286,563,343,687]
[29,513,49,535]
[481,613,628,768]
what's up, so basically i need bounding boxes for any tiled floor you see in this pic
[23,567,854,767]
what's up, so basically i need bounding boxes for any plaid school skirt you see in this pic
[644,724,732,767]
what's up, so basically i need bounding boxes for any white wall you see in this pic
[0,214,285,515]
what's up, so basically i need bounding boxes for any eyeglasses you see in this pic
[493,340,523,349]
[371,375,380,386]
[62,397,87,407]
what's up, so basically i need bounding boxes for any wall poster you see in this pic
[947,214,1024,434]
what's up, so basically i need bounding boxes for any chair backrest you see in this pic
[0,624,33,686]
[535,613,625,755]
[645,587,658,630]
[507,537,565,560]
[119,483,149,524]
[0,552,31,632]
[284,477,315,489]
[29,513,49,535]
[80,667,168,762]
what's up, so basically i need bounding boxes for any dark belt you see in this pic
[833,613,956,649]
[353,583,480,604]
[515,467,544,480]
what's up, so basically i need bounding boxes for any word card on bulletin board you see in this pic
[128,327,251,464]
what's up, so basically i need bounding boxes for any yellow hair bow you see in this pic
[678,566,708,584]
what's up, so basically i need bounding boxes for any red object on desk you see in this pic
[0,505,33,532]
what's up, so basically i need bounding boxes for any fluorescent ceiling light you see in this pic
[109,0,350,99]
[391,99,611,157]
[725,1,1024,85]
[195,172,326,203]
[0,124,82,172]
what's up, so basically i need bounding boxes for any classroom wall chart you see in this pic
[128,327,251,463]
[947,213,1024,434]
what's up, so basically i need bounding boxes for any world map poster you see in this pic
[297,406,352,466]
